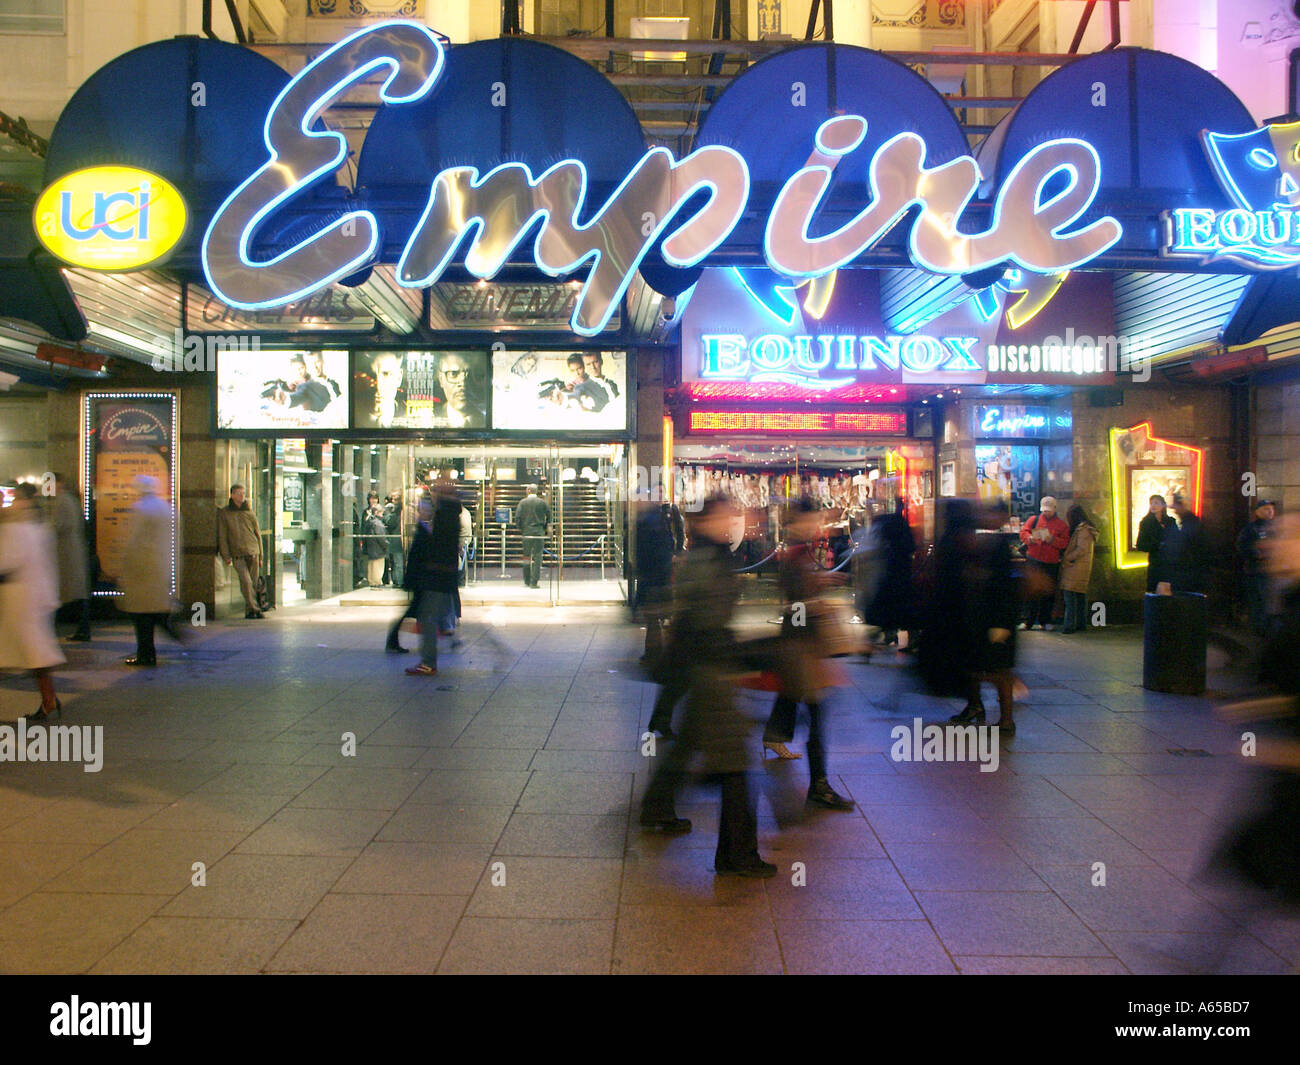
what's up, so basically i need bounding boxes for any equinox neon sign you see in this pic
[700,332,981,387]
[201,21,1123,337]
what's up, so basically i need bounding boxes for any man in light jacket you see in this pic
[217,483,263,618]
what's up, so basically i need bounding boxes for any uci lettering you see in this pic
[201,21,1123,338]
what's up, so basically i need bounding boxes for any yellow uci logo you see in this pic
[34,166,187,270]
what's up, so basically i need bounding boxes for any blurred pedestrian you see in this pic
[639,495,776,877]
[121,475,182,667]
[761,498,855,810]
[51,472,91,641]
[635,501,676,667]
[922,500,1020,733]
[1164,492,1210,594]
[217,483,263,618]
[864,498,916,648]
[1058,504,1098,634]
[1018,495,1068,630]
[403,488,459,677]
[1136,494,1173,593]
[1238,499,1275,636]
[0,482,64,720]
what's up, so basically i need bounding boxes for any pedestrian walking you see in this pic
[402,489,459,677]
[761,498,855,810]
[864,499,916,647]
[1018,495,1068,630]
[216,483,264,618]
[635,501,675,666]
[639,495,777,878]
[1136,494,1174,593]
[51,472,91,641]
[1238,499,1275,636]
[514,484,550,588]
[1059,504,1098,634]
[922,500,1020,733]
[120,475,182,666]
[0,483,64,720]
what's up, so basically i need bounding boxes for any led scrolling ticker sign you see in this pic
[199,21,1124,336]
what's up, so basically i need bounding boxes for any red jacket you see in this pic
[1019,512,1069,564]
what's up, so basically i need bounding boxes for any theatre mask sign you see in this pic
[199,21,1122,336]
[1164,121,1300,268]
[35,166,188,271]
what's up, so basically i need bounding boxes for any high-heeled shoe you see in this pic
[763,741,802,760]
[25,698,61,723]
[949,703,986,724]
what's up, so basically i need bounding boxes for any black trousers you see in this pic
[522,536,544,586]
[764,694,828,781]
[132,613,177,661]
[1025,560,1059,627]
[641,754,760,869]
[386,595,418,647]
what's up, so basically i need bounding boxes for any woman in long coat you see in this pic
[1058,505,1098,633]
[120,475,179,666]
[0,483,64,719]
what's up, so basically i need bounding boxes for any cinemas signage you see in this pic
[689,409,908,434]
[200,21,1122,338]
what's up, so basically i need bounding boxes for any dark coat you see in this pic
[864,513,916,630]
[363,509,388,560]
[1162,512,1210,594]
[666,537,753,774]
[1136,512,1173,592]
[403,499,461,595]
[919,525,1017,695]
[634,506,675,608]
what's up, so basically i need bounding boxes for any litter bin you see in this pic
[1142,592,1207,694]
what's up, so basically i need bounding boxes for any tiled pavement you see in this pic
[0,601,1297,975]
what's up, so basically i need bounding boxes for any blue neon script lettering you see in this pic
[980,407,1047,434]
[397,147,749,337]
[202,22,447,308]
[202,23,1123,326]
[764,115,1122,278]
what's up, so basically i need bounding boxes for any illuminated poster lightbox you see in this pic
[352,350,488,430]
[491,350,627,432]
[216,350,349,431]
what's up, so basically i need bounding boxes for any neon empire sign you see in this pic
[201,21,1123,337]
[1164,121,1300,268]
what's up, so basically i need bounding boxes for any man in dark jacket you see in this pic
[402,487,461,676]
[1164,493,1210,594]
[515,484,551,588]
[635,501,676,665]
[381,492,403,587]
[1238,500,1275,635]
[639,495,776,878]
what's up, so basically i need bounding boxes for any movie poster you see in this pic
[216,350,349,430]
[491,350,626,432]
[352,350,488,430]
[85,395,175,590]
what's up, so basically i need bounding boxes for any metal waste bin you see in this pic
[1142,592,1207,694]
